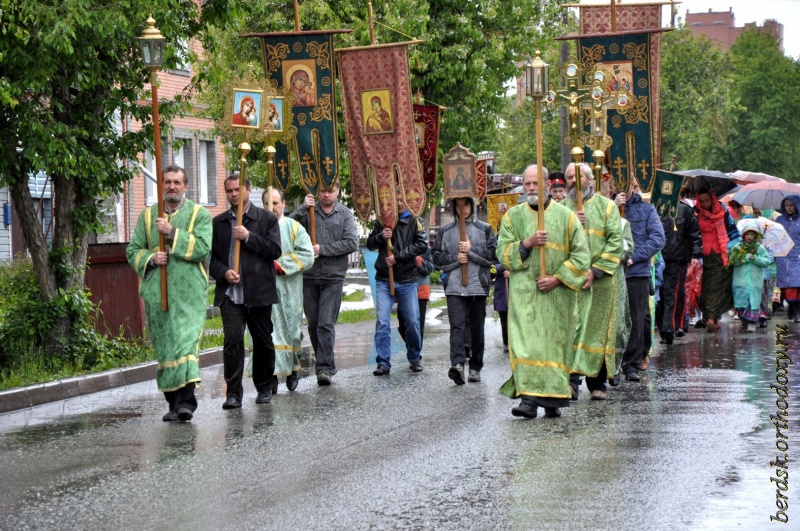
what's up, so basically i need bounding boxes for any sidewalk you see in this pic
[0,278,446,415]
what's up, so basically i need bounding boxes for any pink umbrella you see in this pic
[729,170,784,185]
[732,181,800,211]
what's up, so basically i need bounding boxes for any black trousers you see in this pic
[164,382,197,413]
[398,298,429,345]
[569,360,609,393]
[657,261,688,337]
[446,295,486,371]
[221,299,275,401]
[623,277,652,374]
[498,310,508,347]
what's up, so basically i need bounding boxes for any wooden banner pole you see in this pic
[233,142,250,274]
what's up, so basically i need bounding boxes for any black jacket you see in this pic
[367,214,428,283]
[210,205,282,307]
[660,201,702,263]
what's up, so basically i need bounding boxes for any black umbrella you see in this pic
[678,169,739,197]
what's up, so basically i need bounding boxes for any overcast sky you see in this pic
[673,0,800,58]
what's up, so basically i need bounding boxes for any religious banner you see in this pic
[250,30,351,193]
[577,2,665,169]
[578,32,656,193]
[336,42,426,225]
[475,159,487,202]
[486,193,519,232]
[652,169,686,220]
[412,104,441,194]
[443,143,477,200]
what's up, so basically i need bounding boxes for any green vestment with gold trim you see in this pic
[126,200,212,392]
[496,200,590,400]
[562,193,623,378]
[273,217,315,375]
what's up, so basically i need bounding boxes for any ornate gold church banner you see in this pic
[337,42,426,227]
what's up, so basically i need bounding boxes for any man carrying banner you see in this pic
[290,182,359,386]
[367,199,428,375]
[497,164,589,418]
[211,175,282,409]
[433,197,497,385]
[562,162,623,401]
[264,188,315,392]
[126,165,212,422]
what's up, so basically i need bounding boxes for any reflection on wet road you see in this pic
[0,314,798,529]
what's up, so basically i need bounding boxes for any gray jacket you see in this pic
[433,198,497,297]
[289,201,359,280]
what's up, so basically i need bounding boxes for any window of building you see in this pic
[198,140,217,205]
[172,38,191,74]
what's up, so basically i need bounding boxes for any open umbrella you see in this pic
[729,170,785,185]
[732,181,800,211]
[679,169,739,197]
[737,217,795,257]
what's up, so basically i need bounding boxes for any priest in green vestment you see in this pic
[127,165,212,422]
[264,188,315,392]
[562,163,623,401]
[613,218,634,383]
[496,165,590,419]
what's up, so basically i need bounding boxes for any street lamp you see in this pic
[138,16,169,311]
[526,51,549,278]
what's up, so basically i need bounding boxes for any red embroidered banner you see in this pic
[336,43,425,227]
[475,159,487,202]
[412,104,441,194]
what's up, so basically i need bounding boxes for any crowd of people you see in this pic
[127,163,800,423]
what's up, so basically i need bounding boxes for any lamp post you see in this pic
[526,51,549,278]
[138,16,168,311]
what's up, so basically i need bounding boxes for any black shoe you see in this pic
[663,331,674,345]
[373,364,390,376]
[272,375,279,395]
[286,371,299,391]
[759,318,768,328]
[317,371,332,386]
[222,396,242,409]
[675,328,685,338]
[448,364,465,385]
[609,373,622,387]
[511,400,538,419]
[694,320,706,329]
[625,370,641,382]
[543,407,561,418]
[177,407,193,422]
[162,410,178,422]
[409,361,423,372]
[256,392,272,404]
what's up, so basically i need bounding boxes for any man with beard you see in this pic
[127,165,212,422]
[562,162,623,401]
[211,175,282,409]
[496,164,590,419]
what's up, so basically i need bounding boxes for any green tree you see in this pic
[496,96,562,176]
[659,27,734,170]
[0,0,230,353]
[716,29,800,179]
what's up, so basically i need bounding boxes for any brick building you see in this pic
[686,8,784,52]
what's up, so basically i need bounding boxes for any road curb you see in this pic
[0,348,222,415]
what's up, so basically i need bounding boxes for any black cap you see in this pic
[549,172,566,189]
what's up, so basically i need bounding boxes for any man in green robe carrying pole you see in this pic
[264,188,315,393]
[127,164,212,422]
[496,164,590,419]
[562,162,623,401]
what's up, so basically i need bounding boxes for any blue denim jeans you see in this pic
[374,279,421,368]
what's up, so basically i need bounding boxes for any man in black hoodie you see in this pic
[657,193,702,344]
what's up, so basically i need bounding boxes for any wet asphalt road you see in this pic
[0,311,798,530]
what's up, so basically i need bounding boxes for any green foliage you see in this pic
[660,27,734,170]
[429,269,442,285]
[0,259,153,389]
